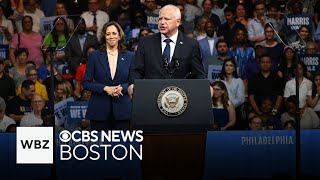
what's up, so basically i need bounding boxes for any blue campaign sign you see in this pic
[300,54,320,73]
[66,101,88,130]
[0,44,9,60]
[208,64,222,83]
[284,14,313,34]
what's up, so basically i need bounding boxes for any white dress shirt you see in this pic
[161,31,178,62]
[107,49,118,80]
[81,10,109,41]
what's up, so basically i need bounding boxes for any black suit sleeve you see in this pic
[65,40,81,74]
[129,39,145,84]
[190,41,206,79]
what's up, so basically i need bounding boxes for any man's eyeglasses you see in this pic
[28,73,38,77]
[32,101,43,104]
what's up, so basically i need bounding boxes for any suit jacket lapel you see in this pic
[74,34,82,52]
[172,32,184,62]
[113,52,125,81]
[98,51,112,80]
[83,35,92,55]
[155,33,167,73]
[204,37,212,56]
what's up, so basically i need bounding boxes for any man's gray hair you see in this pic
[159,4,181,20]
[25,65,37,75]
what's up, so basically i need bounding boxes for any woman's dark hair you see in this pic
[211,81,229,109]
[51,17,69,48]
[284,120,296,129]
[138,27,153,39]
[235,3,248,19]
[22,15,33,25]
[14,48,29,58]
[219,58,239,80]
[232,28,250,49]
[298,60,308,78]
[264,22,275,30]
[224,6,234,14]
[99,21,126,52]
[201,0,213,7]
[82,45,97,64]
[286,95,297,104]
[280,46,296,69]
[298,25,312,41]
[130,11,147,29]
[312,73,320,96]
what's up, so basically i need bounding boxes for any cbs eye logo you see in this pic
[59,130,71,142]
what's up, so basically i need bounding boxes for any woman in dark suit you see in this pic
[83,21,134,131]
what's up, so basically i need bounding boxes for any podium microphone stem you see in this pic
[295,51,301,179]
[47,47,57,179]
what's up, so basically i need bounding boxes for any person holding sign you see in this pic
[83,22,134,131]
[290,25,313,54]
[43,17,69,65]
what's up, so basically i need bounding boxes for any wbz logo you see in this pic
[20,139,50,149]
[16,127,53,164]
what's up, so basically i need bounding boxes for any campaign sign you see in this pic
[300,54,320,73]
[40,16,67,36]
[0,45,9,60]
[65,101,88,130]
[284,14,313,34]
[54,97,74,126]
[208,64,222,83]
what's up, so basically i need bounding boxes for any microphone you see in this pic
[173,58,179,69]
[162,55,169,72]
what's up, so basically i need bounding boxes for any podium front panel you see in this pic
[132,79,213,133]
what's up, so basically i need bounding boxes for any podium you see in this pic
[132,79,213,179]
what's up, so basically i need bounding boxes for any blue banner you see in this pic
[300,54,320,73]
[66,101,88,130]
[284,14,313,34]
[0,44,9,60]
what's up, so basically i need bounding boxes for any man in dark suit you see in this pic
[128,4,206,97]
[65,18,99,75]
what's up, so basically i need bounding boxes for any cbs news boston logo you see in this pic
[16,127,53,164]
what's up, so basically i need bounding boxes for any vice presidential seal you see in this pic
[157,86,188,117]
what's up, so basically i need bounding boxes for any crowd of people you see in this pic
[0,0,320,132]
